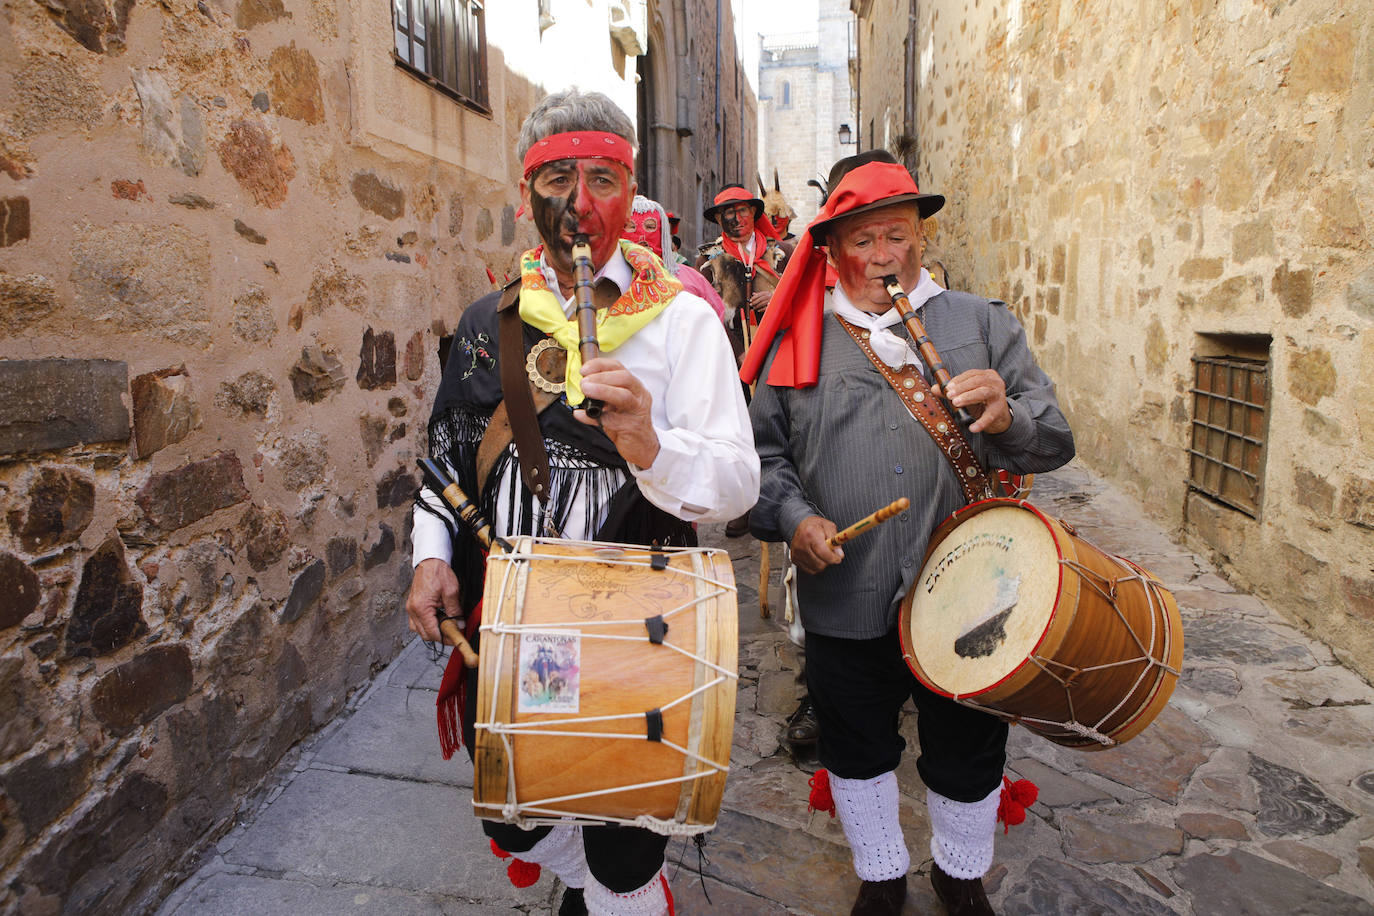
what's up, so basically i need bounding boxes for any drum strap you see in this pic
[484,281,558,501]
[837,315,1001,504]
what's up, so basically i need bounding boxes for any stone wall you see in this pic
[0,0,758,911]
[855,1,1374,680]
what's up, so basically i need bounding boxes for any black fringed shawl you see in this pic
[420,288,697,615]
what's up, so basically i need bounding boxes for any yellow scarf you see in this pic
[518,241,682,407]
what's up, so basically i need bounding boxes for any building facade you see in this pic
[757,0,856,228]
[851,0,1374,680]
[0,0,755,911]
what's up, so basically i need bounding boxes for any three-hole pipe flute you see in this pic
[882,275,975,427]
[417,457,512,668]
[827,498,911,549]
[571,234,605,419]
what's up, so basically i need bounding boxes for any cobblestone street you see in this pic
[158,463,1374,915]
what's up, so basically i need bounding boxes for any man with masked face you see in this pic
[405,89,758,916]
[696,184,793,365]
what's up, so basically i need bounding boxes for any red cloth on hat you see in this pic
[739,161,924,388]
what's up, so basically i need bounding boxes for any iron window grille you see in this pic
[1188,355,1268,517]
[392,0,489,112]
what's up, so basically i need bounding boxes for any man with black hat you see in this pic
[741,157,1075,915]
[697,183,793,365]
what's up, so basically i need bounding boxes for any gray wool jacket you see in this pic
[748,289,1076,640]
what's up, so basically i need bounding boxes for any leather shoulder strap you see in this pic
[493,282,553,502]
[836,315,1001,504]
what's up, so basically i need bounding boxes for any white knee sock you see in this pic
[584,865,672,916]
[927,785,1001,879]
[522,824,588,889]
[829,770,910,882]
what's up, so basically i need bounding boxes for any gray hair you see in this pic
[516,88,637,160]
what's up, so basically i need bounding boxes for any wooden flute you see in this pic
[570,234,604,418]
[828,497,910,548]
[882,275,975,427]
[417,457,509,668]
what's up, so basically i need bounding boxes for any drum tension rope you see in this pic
[644,615,669,644]
[645,708,664,742]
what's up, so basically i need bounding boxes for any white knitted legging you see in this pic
[584,865,671,916]
[830,770,911,882]
[520,824,588,889]
[927,784,1001,880]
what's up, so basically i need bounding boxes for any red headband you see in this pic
[522,131,634,179]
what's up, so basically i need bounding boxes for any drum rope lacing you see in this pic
[948,555,1181,748]
[474,543,737,836]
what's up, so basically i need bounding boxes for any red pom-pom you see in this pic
[996,775,1038,834]
[489,839,511,859]
[1009,778,1038,807]
[506,857,541,888]
[808,768,836,817]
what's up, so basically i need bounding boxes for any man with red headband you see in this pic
[743,156,1074,916]
[405,89,758,916]
[696,183,794,365]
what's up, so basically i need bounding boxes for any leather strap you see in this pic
[493,281,554,502]
[836,315,1001,504]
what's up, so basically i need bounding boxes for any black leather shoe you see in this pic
[851,875,907,916]
[725,511,751,538]
[784,696,820,749]
[930,863,993,915]
[558,886,587,916]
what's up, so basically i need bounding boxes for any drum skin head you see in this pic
[906,504,1060,695]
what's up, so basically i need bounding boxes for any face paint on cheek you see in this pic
[530,187,578,267]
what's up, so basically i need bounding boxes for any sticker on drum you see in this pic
[908,505,1061,696]
[517,630,582,713]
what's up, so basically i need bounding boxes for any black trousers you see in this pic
[804,629,1008,803]
[462,646,668,893]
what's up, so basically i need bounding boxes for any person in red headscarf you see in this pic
[696,183,795,366]
[743,155,1075,916]
[405,89,758,916]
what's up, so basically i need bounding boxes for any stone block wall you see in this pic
[860,1,1374,678]
[0,0,745,912]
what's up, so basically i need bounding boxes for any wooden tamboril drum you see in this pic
[472,537,738,835]
[900,499,1183,750]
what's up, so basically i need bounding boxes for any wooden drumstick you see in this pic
[417,457,510,668]
[883,275,975,427]
[828,498,911,548]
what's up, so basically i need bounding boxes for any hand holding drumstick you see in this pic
[789,498,910,575]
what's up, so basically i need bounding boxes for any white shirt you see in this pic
[412,248,760,565]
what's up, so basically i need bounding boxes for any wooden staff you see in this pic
[417,457,509,668]
[571,234,604,418]
[828,498,910,548]
[882,275,974,427]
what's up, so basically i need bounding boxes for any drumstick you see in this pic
[883,275,975,427]
[828,498,910,548]
[417,457,506,668]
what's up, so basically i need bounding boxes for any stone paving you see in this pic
[157,463,1374,915]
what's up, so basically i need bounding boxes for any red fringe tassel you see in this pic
[436,601,482,760]
[489,839,541,888]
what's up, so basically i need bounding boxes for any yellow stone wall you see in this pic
[857,0,1374,678]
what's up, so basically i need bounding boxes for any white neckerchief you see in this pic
[833,268,943,369]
